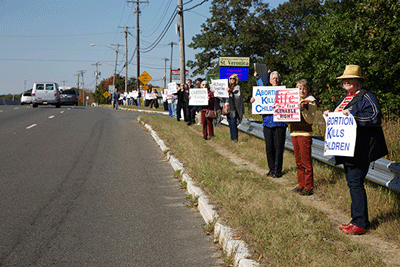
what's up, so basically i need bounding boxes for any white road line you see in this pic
[49,115,55,119]
[26,124,37,129]
[14,107,19,110]
[60,111,64,113]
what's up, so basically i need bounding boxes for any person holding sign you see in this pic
[200,81,215,140]
[323,65,388,235]
[226,74,244,142]
[250,71,287,178]
[289,79,317,196]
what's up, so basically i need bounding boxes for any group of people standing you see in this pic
[251,64,387,235]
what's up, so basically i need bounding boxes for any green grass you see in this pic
[139,115,399,266]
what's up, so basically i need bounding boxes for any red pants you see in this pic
[291,136,314,190]
[201,110,214,139]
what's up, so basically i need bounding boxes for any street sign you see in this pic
[142,85,149,90]
[138,71,152,85]
[103,92,110,98]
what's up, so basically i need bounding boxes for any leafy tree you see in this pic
[291,0,400,113]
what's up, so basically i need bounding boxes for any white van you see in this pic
[32,82,61,108]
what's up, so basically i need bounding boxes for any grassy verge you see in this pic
[140,115,400,266]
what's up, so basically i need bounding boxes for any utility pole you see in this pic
[111,44,124,87]
[75,73,80,104]
[118,26,134,96]
[127,1,149,91]
[92,61,101,92]
[178,0,186,85]
[78,70,86,106]
[60,80,68,86]
[169,42,177,83]
[163,58,169,89]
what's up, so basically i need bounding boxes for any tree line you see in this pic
[187,0,400,114]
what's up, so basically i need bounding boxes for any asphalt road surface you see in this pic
[0,105,220,266]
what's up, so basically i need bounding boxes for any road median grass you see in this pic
[139,114,399,266]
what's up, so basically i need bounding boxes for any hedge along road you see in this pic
[0,106,220,266]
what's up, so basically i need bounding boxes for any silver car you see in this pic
[32,82,61,108]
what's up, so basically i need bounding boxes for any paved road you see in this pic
[0,105,219,266]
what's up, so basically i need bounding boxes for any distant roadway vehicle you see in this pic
[32,82,61,108]
[59,87,79,106]
[20,92,33,105]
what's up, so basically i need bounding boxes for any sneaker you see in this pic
[342,224,367,235]
[339,223,354,230]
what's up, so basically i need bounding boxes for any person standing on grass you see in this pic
[324,65,388,235]
[289,79,317,196]
[200,81,215,140]
[250,71,287,178]
[226,74,244,142]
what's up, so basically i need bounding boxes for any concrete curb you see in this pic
[139,119,259,267]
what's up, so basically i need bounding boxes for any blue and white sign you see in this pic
[251,86,284,114]
[324,113,357,157]
[211,79,229,98]
[167,82,177,94]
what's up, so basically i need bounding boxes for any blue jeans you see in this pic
[168,103,172,117]
[113,99,118,109]
[171,102,177,118]
[227,115,238,141]
[344,163,370,229]
[137,97,141,106]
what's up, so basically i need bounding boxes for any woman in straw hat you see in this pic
[324,65,388,235]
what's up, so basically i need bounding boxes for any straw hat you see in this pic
[336,65,367,80]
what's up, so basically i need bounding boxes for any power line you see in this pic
[182,0,208,12]
[140,8,178,53]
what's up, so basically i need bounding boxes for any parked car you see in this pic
[60,88,79,106]
[32,82,61,108]
[20,92,33,105]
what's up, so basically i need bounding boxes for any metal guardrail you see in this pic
[228,118,400,193]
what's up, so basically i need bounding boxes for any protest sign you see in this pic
[189,88,208,106]
[251,86,283,114]
[211,79,229,98]
[130,91,138,98]
[273,88,300,122]
[167,82,177,94]
[323,112,357,157]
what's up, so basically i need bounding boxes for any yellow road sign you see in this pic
[103,92,110,98]
[142,85,149,90]
[138,71,152,85]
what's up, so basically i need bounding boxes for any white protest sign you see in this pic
[211,79,229,98]
[167,82,177,94]
[251,86,283,114]
[131,91,138,98]
[189,88,208,106]
[324,113,357,157]
[273,88,301,122]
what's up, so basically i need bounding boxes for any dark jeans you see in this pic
[263,126,286,175]
[344,163,370,229]
[176,102,186,121]
[227,115,238,141]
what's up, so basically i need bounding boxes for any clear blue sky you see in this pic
[0,0,285,95]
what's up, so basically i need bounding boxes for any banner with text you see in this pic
[167,82,177,94]
[324,113,357,157]
[211,79,229,98]
[251,86,284,114]
[273,88,300,122]
[189,88,208,106]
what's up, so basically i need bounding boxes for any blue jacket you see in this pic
[335,89,388,166]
